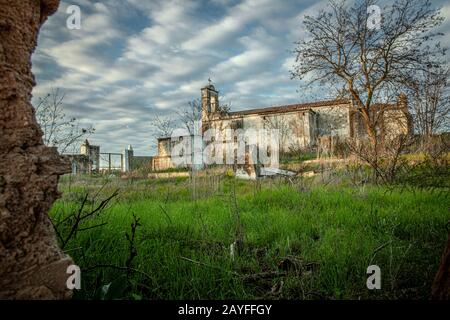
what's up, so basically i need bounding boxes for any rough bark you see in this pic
[0,0,74,299]
[432,232,450,300]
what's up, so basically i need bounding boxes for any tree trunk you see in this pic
[0,0,74,299]
[431,231,450,299]
[362,110,377,148]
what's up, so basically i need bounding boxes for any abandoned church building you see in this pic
[152,82,412,172]
[69,83,411,175]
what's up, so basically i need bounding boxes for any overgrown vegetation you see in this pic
[51,169,449,300]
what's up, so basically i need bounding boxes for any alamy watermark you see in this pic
[66,264,81,290]
[366,265,381,290]
[170,121,280,170]
[66,5,81,30]
[367,5,381,30]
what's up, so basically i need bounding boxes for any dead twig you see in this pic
[52,189,119,249]
[125,213,141,279]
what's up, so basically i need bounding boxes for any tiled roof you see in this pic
[228,99,350,116]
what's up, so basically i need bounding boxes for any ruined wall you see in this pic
[263,111,313,151]
[307,111,318,146]
[314,104,351,137]
[205,110,318,155]
[382,108,410,138]
[0,0,74,299]
[157,138,172,156]
[243,114,264,131]
[152,156,175,171]
[67,154,90,175]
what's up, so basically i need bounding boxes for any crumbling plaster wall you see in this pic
[157,138,172,157]
[206,110,323,152]
[264,112,312,151]
[314,105,351,137]
[0,0,74,299]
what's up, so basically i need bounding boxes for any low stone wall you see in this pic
[152,155,174,171]
[148,172,190,179]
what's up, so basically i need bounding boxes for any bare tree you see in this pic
[150,115,174,138]
[410,66,450,138]
[177,97,232,134]
[292,0,446,147]
[177,99,202,135]
[216,96,232,116]
[34,88,95,154]
[290,0,450,300]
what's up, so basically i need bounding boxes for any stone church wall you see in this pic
[313,104,351,138]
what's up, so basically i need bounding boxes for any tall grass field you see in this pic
[51,174,450,300]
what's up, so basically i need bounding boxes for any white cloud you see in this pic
[32,0,385,154]
[181,0,284,51]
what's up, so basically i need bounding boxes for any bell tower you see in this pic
[201,78,219,122]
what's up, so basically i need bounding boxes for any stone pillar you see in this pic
[123,145,133,172]
[0,0,74,299]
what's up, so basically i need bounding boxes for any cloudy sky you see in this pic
[32,0,450,155]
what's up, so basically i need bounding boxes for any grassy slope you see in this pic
[51,175,449,300]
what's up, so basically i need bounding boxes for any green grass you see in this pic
[52,174,449,300]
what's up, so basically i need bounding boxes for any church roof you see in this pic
[229,98,350,116]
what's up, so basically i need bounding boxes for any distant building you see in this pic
[151,137,175,171]
[152,82,411,171]
[68,139,100,174]
[68,140,154,174]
